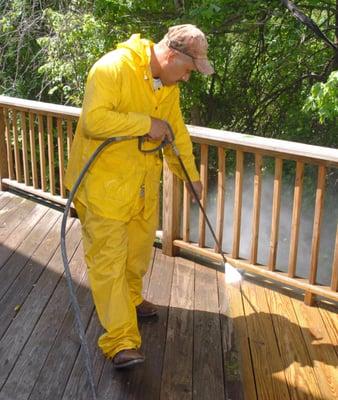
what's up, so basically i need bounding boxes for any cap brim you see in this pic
[194,58,214,75]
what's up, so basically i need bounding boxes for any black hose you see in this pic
[61,135,135,400]
[61,134,170,399]
[61,129,238,399]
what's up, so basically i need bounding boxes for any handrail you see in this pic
[0,95,80,117]
[0,95,337,305]
[1,96,337,166]
[187,125,338,167]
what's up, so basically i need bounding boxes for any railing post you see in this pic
[162,160,180,256]
[0,107,9,191]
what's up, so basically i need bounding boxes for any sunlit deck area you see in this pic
[0,191,337,400]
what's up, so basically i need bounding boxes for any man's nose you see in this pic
[181,72,191,82]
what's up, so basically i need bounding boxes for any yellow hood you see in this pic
[116,34,153,67]
[65,33,199,221]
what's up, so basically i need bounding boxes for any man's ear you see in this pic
[166,48,177,63]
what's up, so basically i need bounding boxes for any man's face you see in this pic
[159,50,197,86]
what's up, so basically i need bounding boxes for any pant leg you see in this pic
[74,199,141,359]
[126,204,159,306]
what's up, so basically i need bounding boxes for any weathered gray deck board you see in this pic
[0,218,79,396]
[193,263,225,400]
[0,191,336,400]
[0,192,12,209]
[0,208,60,304]
[61,310,104,400]
[160,257,195,400]
[28,244,94,400]
[0,197,39,268]
[97,249,175,400]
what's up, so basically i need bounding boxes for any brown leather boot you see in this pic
[136,300,158,317]
[112,349,145,369]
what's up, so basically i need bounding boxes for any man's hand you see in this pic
[148,117,173,142]
[185,180,203,203]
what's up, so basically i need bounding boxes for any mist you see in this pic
[185,158,337,286]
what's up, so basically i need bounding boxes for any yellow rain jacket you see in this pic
[65,34,199,220]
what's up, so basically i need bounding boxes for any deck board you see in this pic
[264,281,323,399]
[291,294,338,399]
[194,263,225,400]
[26,243,91,400]
[241,279,291,400]
[217,272,248,400]
[0,191,337,400]
[0,197,39,266]
[0,208,60,302]
[319,304,338,357]
[0,192,12,209]
[62,310,104,400]
[0,218,79,396]
[160,257,195,400]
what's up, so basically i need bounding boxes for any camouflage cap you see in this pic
[165,24,214,75]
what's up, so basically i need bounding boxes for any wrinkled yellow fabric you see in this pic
[65,34,199,358]
[65,33,199,221]
[75,196,158,358]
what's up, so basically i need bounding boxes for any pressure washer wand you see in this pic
[166,123,229,265]
[171,142,228,263]
[166,128,244,293]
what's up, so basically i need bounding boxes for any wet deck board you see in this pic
[0,191,337,400]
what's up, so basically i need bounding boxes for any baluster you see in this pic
[183,183,190,242]
[215,147,226,253]
[20,111,29,185]
[38,114,47,191]
[288,161,304,277]
[66,118,73,157]
[29,113,38,188]
[232,150,243,258]
[47,115,55,195]
[250,153,262,264]
[330,226,338,292]
[304,165,326,305]
[12,110,22,182]
[162,160,180,256]
[268,158,283,270]
[198,144,208,248]
[0,107,8,190]
[57,118,66,197]
[4,108,14,179]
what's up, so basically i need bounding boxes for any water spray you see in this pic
[165,123,242,286]
[61,126,242,399]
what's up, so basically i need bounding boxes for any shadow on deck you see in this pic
[0,191,337,400]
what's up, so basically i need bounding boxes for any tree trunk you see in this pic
[173,0,184,11]
[334,0,338,69]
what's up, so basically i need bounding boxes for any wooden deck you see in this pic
[0,191,337,400]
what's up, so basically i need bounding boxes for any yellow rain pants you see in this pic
[74,195,158,358]
[65,33,200,359]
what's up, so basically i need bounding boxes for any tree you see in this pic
[1,0,337,147]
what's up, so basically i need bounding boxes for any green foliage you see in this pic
[37,9,108,105]
[1,0,337,148]
[304,71,338,123]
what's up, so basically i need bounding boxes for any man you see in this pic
[65,24,214,369]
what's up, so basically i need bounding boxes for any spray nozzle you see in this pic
[138,120,177,154]
[138,135,172,153]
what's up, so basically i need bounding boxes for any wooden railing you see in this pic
[1,95,337,305]
[0,96,79,203]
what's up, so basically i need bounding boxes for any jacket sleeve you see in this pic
[163,88,200,182]
[81,56,151,140]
